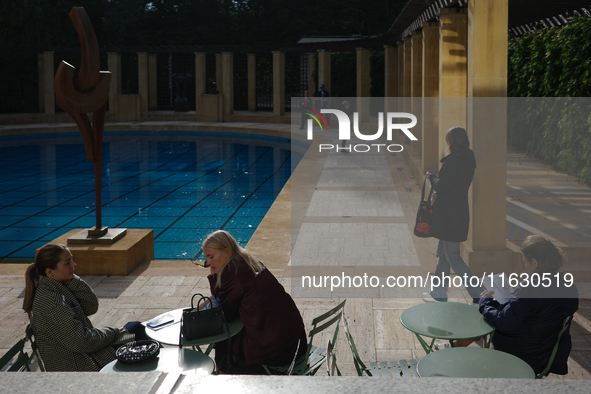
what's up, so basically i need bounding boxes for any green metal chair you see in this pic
[25,324,45,372]
[263,299,347,375]
[0,338,32,372]
[342,315,418,377]
[326,336,342,376]
[536,315,572,379]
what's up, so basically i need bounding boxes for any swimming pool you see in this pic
[0,131,299,260]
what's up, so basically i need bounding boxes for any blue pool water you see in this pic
[0,131,299,260]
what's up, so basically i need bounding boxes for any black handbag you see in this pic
[413,177,435,238]
[179,293,233,372]
[180,294,224,341]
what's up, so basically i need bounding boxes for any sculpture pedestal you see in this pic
[40,229,154,275]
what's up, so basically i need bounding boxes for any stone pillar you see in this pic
[439,7,467,161]
[466,0,511,272]
[273,51,285,117]
[308,53,317,97]
[195,52,206,114]
[411,31,423,158]
[356,47,371,122]
[38,53,44,113]
[138,52,149,118]
[248,53,256,112]
[108,52,121,115]
[215,54,223,93]
[317,50,331,94]
[148,54,157,111]
[222,52,233,120]
[401,38,412,145]
[403,38,412,100]
[422,22,440,176]
[43,51,55,116]
[384,45,398,114]
[397,42,404,98]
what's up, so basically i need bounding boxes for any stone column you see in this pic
[401,38,412,145]
[439,7,468,162]
[308,53,316,97]
[195,52,206,114]
[411,31,423,159]
[38,53,44,113]
[222,52,234,120]
[148,54,157,111]
[138,52,149,118]
[108,52,121,115]
[43,51,55,116]
[466,0,511,272]
[215,54,223,93]
[356,47,371,122]
[273,51,285,117]
[422,22,440,176]
[397,42,404,98]
[384,45,398,114]
[403,38,412,100]
[247,53,256,112]
[317,50,331,94]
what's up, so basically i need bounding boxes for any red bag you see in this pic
[414,177,434,238]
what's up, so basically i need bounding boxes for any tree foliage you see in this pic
[508,16,591,186]
[0,0,406,47]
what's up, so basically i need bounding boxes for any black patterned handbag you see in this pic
[413,177,435,238]
[115,340,160,364]
[180,293,225,341]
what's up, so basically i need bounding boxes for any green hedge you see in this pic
[508,16,591,186]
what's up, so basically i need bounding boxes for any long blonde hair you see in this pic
[23,244,69,318]
[203,230,263,288]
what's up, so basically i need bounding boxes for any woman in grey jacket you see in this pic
[22,244,138,371]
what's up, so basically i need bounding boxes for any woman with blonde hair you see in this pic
[23,244,144,371]
[479,235,579,375]
[201,230,306,374]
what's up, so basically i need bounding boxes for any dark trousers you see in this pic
[216,330,308,375]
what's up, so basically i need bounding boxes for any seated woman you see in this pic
[479,235,579,375]
[22,244,146,371]
[201,230,307,374]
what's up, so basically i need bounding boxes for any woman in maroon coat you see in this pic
[202,230,307,374]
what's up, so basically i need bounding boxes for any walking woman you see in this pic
[22,244,143,371]
[422,126,482,303]
[201,230,307,374]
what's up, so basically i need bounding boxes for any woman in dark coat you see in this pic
[423,126,482,303]
[202,230,307,374]
[479,235,578,375]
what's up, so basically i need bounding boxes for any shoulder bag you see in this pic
[413,177,435,238]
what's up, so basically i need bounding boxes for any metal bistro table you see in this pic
[400,302,494,354]
[100,348,215,375]
[417,347,535,378]
[146,308,244,355]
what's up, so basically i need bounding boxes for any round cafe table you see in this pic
[400,302,494,354]
[145,308,244,354]
[417,347,535,378]
[100,348,215,375]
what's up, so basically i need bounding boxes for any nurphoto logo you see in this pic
[304,109,418,153]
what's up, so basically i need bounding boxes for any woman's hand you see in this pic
[119,327,127,335]
[480,290,494,299]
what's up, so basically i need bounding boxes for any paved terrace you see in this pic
[1,120,590,382]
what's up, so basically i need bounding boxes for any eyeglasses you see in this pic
[189,256,208,268]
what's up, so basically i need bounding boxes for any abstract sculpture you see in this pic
[54,7,126,243]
